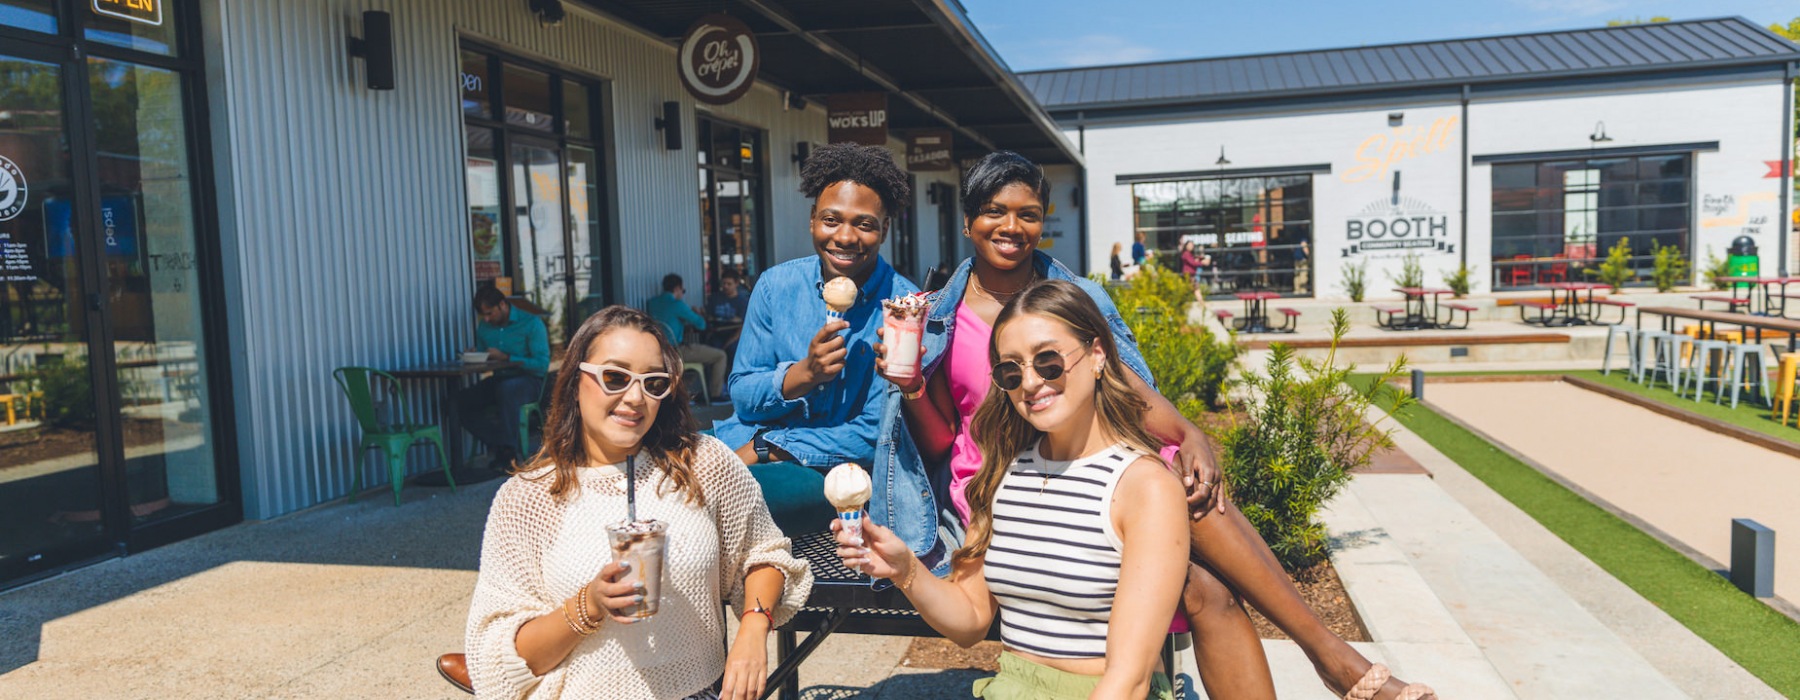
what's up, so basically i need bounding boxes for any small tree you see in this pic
[1387,253,1425,289]
[1340,259,1368,302]
[1442,264,1476,298]
[1217,309,1415,572]
[1650,244,1690,293]
[1595,237,1634,292]
[1704,247,1732,291]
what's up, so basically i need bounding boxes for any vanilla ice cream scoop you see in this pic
[824,463,872,511]
[822,276,858,313]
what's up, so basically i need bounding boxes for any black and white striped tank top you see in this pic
[982,441,1137,659]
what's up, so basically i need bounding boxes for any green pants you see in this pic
[972,651,1174,700]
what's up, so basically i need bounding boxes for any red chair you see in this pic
[1505,254,1535,288]
[1540,261,1568,284]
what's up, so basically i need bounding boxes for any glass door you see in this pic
[0,48,111,576]
[509,137,569,345]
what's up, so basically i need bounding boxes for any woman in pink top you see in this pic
[875,152,1434,700]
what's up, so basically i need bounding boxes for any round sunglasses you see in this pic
[990,348,1088,391]
[577,362,675,400]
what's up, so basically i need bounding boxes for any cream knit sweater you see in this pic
[465,436,813,699]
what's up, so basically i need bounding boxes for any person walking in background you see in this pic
[645,273,729,403]
[1131,231,1148,267]
[457,284,550,473]
[1110,242,1126,282]
[466,306,810,700]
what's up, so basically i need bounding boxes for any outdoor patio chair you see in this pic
[517,369,557,457]
[1772,354,1799,425]
[1721,343,1771,410]
[1639,330,1689,391]
[1686,338,1731,402]
[1602,325,1640,378]
[1505,255,1534,287]
[332,366,455,506]
[682,361,710,404]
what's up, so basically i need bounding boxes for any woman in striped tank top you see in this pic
[839,280,1186,699]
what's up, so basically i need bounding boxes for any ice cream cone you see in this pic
[838,508,865,547]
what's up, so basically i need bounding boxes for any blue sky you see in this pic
[960,0,1799,71]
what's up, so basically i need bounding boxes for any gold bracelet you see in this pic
[901,383,925,401]
[562,597,589,636]
[894,558,919,592]
[573,586,600,635]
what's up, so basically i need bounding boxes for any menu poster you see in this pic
[0,227,38,283]
[471,208,503,281]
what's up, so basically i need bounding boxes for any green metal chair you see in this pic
[517,369,556,459]
[333,367,455,505]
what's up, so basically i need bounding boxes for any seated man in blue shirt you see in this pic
[645,273,729,403]
[456,285,549,472]
[713,143,942,571]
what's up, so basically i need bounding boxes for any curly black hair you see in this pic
[960,150,1050,223]
[799,143,911,220]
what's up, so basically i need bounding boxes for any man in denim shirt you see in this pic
[713,144,944,572]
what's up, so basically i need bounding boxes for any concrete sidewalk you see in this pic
[1,425,1780,698]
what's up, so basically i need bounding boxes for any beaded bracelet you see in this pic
[574,586,601,634]
[562,596,592,636]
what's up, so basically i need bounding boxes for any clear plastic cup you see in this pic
[882,304,925,382]
[605,519,667,618]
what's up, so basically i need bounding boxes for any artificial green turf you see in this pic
[1565,369,1800,448]
[1351,375,1800,696]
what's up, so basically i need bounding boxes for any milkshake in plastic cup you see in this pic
[822,276,858,325]
[605,519,668,618]
[881,293,929,382]
[824,463,872,547]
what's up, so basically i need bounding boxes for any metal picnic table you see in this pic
[1391,287,1452,330]
[1710,276,1800,317]
[1539,281,1609,326]
[1231,291,1282,333]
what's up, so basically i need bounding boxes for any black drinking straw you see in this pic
[625,453,637,522]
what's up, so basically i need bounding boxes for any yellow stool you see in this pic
[1776,355,1800,426]
[1715,329,1744,343]
[0,394,15,425]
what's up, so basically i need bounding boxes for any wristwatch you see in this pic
[752,433,772,464]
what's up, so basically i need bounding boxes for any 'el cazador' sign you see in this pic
[678,14,759,105]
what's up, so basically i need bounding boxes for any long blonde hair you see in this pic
[956,280,1164,564]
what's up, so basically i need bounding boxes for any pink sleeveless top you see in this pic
[944,302,1180,524]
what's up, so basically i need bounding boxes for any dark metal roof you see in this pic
[1018,17,1800,114]
[573,0,1082,165]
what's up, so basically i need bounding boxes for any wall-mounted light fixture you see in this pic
[1589,121,1613,144]
[528,0,566,26]
[654,101,682,150]
[1215,146,1231,168]
[1070,186,1081,208]
[784,92,807,111]
[792,141,813,165]
[1392,171,1402,206]
[1388,112,1404,126]
[346,11,395,91]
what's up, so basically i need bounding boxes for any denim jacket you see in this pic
[711,256,946,573]
[874,252,1156,573]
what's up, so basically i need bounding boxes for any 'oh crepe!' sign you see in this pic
[678,14,759,105]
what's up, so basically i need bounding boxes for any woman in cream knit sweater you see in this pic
[466,306,812,700]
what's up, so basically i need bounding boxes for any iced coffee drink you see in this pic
[605,519,668,618]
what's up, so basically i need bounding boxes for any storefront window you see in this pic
[460,48,608,348]
[696,116,765,292]
[1490,154,1690,289]
[0,0,56,33]
[1132,175,1313,297]
[86,0,178,56]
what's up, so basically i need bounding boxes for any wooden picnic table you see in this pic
[1230,291,1282,333]
[1710,276,1800,317]
[1539,281,1609,326]
[1392,287,1452,330]
[1636,306,1800,352]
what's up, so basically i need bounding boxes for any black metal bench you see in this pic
[764,530,999,699]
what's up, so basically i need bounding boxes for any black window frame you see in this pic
[1488,153,1693,290]
[694,112,770,294]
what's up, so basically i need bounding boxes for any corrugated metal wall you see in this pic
[203,0,825,517]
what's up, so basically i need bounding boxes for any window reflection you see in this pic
[1490,156,1692,289]
[1132,176,1314,296]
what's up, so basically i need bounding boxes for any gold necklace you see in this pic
[973,267,1037,304]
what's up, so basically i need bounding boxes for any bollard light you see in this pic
[1730,518,1775,598]
[1411,369,1425,400]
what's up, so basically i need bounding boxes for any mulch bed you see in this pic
[0,418,188,469]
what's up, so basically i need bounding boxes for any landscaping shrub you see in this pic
[1215,308,1413,571]
[1595,237,1634,292]
[1442,264,1475,298]
[1388,253,1425,289]
[1704,247,1731,290]
[1651,244,1689,293]
[31,355,96,430]
[1340,259,1368,302]
[1102,262,1239,412]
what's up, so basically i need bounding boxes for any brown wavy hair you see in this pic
[956,280,1163,565]
[520,306,704,506]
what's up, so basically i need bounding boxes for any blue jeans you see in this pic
[454,374,542,455]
